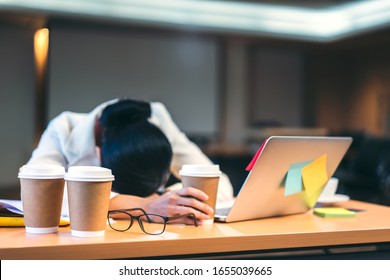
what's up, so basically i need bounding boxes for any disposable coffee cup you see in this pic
[18,164,65,234]
[179,164,221,225]
[65,166,114,237]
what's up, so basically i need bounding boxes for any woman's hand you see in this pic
[109,187,213,225]
[144,187,213,223]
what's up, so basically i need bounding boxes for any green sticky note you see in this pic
[313,208,356,218]
[285,160,312,196]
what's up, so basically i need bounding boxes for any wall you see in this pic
[306,52,351,132]
[249,48,304,128]
[306,39,390,137]
[347,49,390,136]
[48,23,220,137]
[0,22,35,191]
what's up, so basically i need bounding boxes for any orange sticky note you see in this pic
[302,154,328,207]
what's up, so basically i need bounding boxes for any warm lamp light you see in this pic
[33,27,50,146]
[34,28,49,75]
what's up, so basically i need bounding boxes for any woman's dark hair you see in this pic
[98,98,172,197]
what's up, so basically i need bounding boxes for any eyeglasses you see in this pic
[107,208,198,235]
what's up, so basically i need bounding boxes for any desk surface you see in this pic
[1,200,390,260]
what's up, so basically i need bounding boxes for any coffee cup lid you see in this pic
[179,164,221,177]
[65,166,115,182]
[18,164,66,179]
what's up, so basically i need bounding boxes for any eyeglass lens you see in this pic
[139,214,166,235]
[107,213,133,231]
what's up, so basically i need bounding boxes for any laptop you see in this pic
[214,136,352,223]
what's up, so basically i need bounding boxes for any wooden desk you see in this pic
[1,200,390,260]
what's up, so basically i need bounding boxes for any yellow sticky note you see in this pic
[314,208,356,218]
[0,217,25,227]
[305,187,325,208]
[0,217,69,227]
[302,154,328,208]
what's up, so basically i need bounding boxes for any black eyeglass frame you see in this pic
[107,207,198,235]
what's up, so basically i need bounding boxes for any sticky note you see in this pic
[285,160,312,196]
[306,187,325,208]
[313,208,356,218]
[0,217,70,227]
[245,138,268,171]
[302,154,328,207]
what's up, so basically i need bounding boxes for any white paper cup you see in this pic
[18,164,65,234]
[65,166,114,238]
[180,164,221,225]
[179,164,221,178]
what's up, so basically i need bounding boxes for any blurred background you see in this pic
[1,0,390,204]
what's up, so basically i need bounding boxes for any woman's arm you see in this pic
[27,113,71,167]
[150,102,234,203]
[109,186,214,224]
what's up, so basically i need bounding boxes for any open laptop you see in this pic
[214,136,352,223]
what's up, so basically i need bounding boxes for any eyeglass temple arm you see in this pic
[124,208,155,222]
[166,213,199,226]
[108,208,154,222]
[117,208,148,215]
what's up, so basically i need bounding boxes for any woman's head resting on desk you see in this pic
[95,98,172,197]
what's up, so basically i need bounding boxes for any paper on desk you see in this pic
[0,198,69,218]
[0,199,70,227]
[0,199,23,216]
[285,160,312,196]
[301,154,328,208]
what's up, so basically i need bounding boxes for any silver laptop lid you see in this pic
[219,136,352,223]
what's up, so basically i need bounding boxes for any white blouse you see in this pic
[27,99,234,204]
